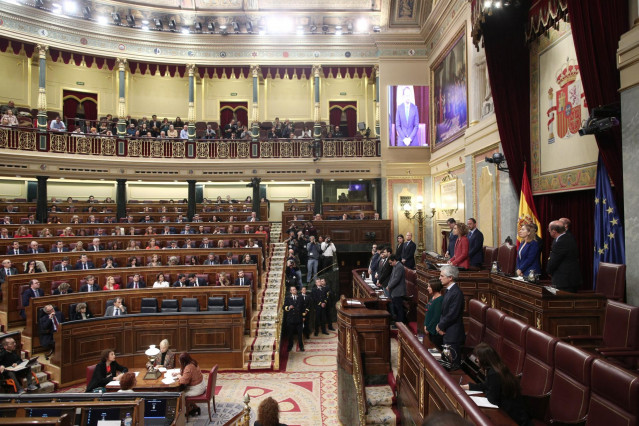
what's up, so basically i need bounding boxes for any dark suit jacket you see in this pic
[127,280,146,289]
[368,252,380,276]
[79,283,101,292]
[27,248,45,254]
[52,288,73,295]
[234,277,252,286]
[546,233,581,292]
[437,283,465,346]
[387,262,406,298]
[75,261,95,270]
[223,259,237,264]
[39,310,64,348]
[86,360,128,392]
[467,229,484,267]
[53,264,73,272]
[402,240,416,269]
[284,295,306,325]
[172,280,188,287]
[377,258,392,288]
[188,278,207,287]
[50,247,69,253]
[0,267,18,284]
[516,240,541,276]
[7,249,24,255]
[22,288,44,309]
[447,233,458,258]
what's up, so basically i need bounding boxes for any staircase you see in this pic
[18,348,56,393]
[247,222,286,370]
[364,384,399,425]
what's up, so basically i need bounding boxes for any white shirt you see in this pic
[180,129,189,139]
[321,242,336,257]
[153,281,170,288]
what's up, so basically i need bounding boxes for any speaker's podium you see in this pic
[337,296,391,425]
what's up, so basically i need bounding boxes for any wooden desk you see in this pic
[287,220,392,246]
[416,264,606,338]
[396,323,516,425]
[351,269,389,309]
[105,368,181,392]
[54,312,244,387]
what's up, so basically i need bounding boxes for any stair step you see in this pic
[32,381,56,394]
[365,405,397,425]
[365,385,395,407]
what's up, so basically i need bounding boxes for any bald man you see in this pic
[546,220,581,292]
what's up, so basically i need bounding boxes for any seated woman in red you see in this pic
[448,222,469,270]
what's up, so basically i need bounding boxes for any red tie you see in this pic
[52,315,59,332]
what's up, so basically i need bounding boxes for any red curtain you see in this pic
[219,102,248,127]
[329,102,357,137]
[62,90,97,131]
[566,0,627,211]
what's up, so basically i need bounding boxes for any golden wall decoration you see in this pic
[323,140,336,157]
[218,141,230,159]
[0,128,7,148]
[237,142,250,158]
[76,138,91,154]
[363,140,376,157]
[50,134,68,153]
[172,141,185,158]
[101,138,116,156]
[151,140,164,157]
[196,142,209,159]
[300,141,313,157]
[128,139,142,157]
[260,141,272,158]
[281,141,293,157]
[343,140,356,157]
[18,132,36,151]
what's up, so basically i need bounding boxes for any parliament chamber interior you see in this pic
[0,0,638,425]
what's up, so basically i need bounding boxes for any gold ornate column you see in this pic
[373,65,380,137]
[36,44,48,131]
[116,58,127,136]
[251,65,261,140]
[187,64,196,139]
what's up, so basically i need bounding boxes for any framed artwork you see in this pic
[530,21,597,194]
[387,85,429,147]
[431,27,468,151]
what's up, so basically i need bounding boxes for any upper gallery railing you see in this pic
[0,126,381,160]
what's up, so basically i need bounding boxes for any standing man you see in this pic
[39,304,64,359]
[306,236,320,283]
[300,287,313,340]
[444,218,457,259]
[401,232,417,269]
[284,286,306,352]
[436,265,465,370]
[387,255,407,324]
[312,279,328,336]
[320,237,336,271]
[546,220,581,292]
[395,86,420,146]
[466,218,484,269]
[367,244,380,279]
[321,278,335,331]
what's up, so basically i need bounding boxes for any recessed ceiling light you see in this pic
[335,25,343,36]
[51,3,62,14]
[141,25,149,31]
[181,26,190,34]
[96,15,108,25]
[142,19,149,25]
[356,18,368,32]
[296,25,304,35]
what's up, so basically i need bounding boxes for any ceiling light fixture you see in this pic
[181,26,190,34]
[112,12,121,25]
[141,25,149,31]
[372,25,381,32]
[63,0,76,14]
[207,21,215,32]
[97,15,108,25]
[168,19,176,31]
[356,18,368,32]
[296,25,304,35]
[126,14,135,26]
[51,3,62,14]
[335,25,343,35]
[154,18,163,30]
[245,20,253,33]
[258,26,266,35]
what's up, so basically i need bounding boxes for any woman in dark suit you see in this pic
[395,234,405,261]
[516,224,541,277]
[448,223,469,270]
[86,349,128,392]
[462,343,531,425]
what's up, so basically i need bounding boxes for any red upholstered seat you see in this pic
[545,342,594,424]
[482,246,498,270]
[185,365,218,421]
[520,327,558,397]
[500,316,529,376]
[86,365,96,387]
[465,299,488,348]
[595,262,626,302]
[482,308,505,353]
[496,243,517,276]
[585,358,639,426]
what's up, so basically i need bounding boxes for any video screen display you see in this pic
[27,408,63,418]
[85,407,122,426]
[387,85,429,147]
[144,398,167,419]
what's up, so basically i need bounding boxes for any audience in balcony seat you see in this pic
[1,100,18,116]
[1,110,19,126]
[50,116,66,132]
[167,125,178,138]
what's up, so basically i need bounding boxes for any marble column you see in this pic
[187,180,196,220]
[374,65,380,137]
[116,179,127,220]
[36,176,48,224]
[116,58,127,137]
[312,65,322,138]
[188,64,196,140]
[36,45,48,131]
[251,65,260,141]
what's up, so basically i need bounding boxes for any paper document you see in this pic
[106,381,120,387]
[134,371,140,376]
[161,377,175,385]
[5,356,38,372]
[158,367,167,373]
[470,396,499,408]
[464,390,483,395]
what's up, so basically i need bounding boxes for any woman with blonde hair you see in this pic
[103,276,120,291]
[72,241,86,252]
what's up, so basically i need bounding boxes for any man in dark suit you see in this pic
[375,247,392,289]
[436,265,465,369]
[50,241,68,253]
[79,275,101,292]
[466,218,484,269]
[188,273,207,287]
[52,257,73,272]
[23,214,39,225]
[223,252,236,264]
[387,255,407,324]
[311,278,328,336]
[284,286,307,352]
[75,254,95,270]
[401,232,417,269]
[367,244,380,279]
[0,259,17,286]
[7,241,23,255]
[444,218,457,259]
[127,274,146,289]
[300,286,313,339]
[180,224,194,234]
[546,220,581,292]
[21,279,44,319]
[27,241,44,254]
[234,270,252,287]
[199,237,212,249]
[39,304,64,359]
[173,274,188,287]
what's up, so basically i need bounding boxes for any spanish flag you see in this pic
[517,163,541,246]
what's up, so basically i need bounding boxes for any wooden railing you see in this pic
[351,329,367,425]
[0,126,381,159]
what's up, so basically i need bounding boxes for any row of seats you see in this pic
[6,239,263,252]
[465,299,639,425]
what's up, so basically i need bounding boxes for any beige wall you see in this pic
[202,77,253,123]
[128,72,188,119]
[0,178,28,200]
[0,51,31,109]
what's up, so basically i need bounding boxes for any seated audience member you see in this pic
[117,372,137,393]
[188,273,205,286]
[146,339,176,370]
[80,275,101,292]
[86,349,128,392]
[174,116,185,129]
[1,109,18,126]
[52,257,72,272]
[147,254,162,267]
[74,302,93,320]
[75,254,94,270]
[167,256,179,266]
[53,282,73,295]
[234,270,252,286]
[167,124,178,138]
[39,304,64,359]
[0,336,38,393]
[217,272,230,287]
[183,238,195,249]
[515,224,541,277]
[173,274,188,287]
[103,276,120,291]
[180,125,189,139]
[203,124,216,139]
[27,241,43,254]
[255,397,284,426]
[105,297,127,316]
[153,273,170,288]
[231,240,241,249]
[203,253,218,265]
[51,241,68,253]
[241,254,255,265]
[187,256,199,265]
[173,352,205,416]
[49,116,66,132]
[24,260,45,274]
[127,273,146,289]
[125,240,139,251]
[461,343,530,425]
[300,125,312,139]
[0,228,10,239]
[72,241,85,252]
[0,100,18,116]
[126,123,136,136]
[223,252,236,264]
[102,256,118,269]
[146,239,160,250]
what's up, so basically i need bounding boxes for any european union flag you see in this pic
[593,154,625,289]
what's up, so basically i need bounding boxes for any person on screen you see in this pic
[395,86,420,146]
